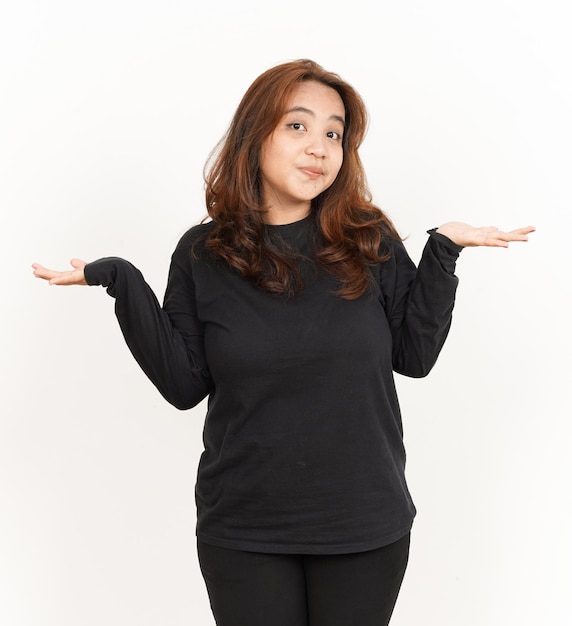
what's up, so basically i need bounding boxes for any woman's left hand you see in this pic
[436,223,535,248]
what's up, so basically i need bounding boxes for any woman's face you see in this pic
[259,80,345,224]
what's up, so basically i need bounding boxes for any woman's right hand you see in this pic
[32,258,88,286]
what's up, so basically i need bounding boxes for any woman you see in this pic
[33,59,534,625]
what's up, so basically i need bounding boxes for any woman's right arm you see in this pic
[33,237,213,410]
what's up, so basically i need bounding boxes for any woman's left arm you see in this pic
[384,223,535,378]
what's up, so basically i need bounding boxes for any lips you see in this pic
[299,166,323,179]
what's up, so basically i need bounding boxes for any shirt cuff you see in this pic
[427,228,464,255]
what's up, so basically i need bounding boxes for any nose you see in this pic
[305,133,326,158]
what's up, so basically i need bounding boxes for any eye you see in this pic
[327,130,343,141]
[287,122,307,131]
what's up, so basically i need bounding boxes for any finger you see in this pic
[70,258,87,269]
[47,275,66,284]
[32,262,46,274]
[48,270,85,286]
[32,264,61,281]
[48,272,72,285]
[510,225,536,238]
[498,229,533,242]
[484,239,510,248]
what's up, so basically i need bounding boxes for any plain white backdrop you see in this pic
[1,1,570,624]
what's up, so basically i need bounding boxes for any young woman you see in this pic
[33,59,534,626]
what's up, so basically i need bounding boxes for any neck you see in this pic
[264,205,311,226]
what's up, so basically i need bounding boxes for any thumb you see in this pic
[70,258,87,270]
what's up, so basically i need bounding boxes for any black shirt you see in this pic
[84,216,462,554]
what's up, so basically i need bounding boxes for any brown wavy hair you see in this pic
[202,59,400,299]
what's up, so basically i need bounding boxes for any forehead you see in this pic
[284,80,345,119]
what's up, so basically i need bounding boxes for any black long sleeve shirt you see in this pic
[84,215,462,554]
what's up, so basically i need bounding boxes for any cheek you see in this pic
[259,135,280,175]
[331,152,344,180]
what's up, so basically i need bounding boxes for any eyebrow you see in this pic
[284,106,346,127]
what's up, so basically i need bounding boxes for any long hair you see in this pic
[202,59,400,299]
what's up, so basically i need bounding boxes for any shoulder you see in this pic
[175,221,216,251]
[374,224,408,261]
[166,222,217,275]
[364,227,413,291]
[171,221,216,260]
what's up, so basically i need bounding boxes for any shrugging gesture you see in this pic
[31,58,537,626]
[31,222,535,287]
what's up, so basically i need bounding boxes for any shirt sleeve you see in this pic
[83,233,213,410]
[379,230,463,378]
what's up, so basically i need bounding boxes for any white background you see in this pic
[1,1,570,624]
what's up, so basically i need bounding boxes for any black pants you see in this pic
[197,533,410,626]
